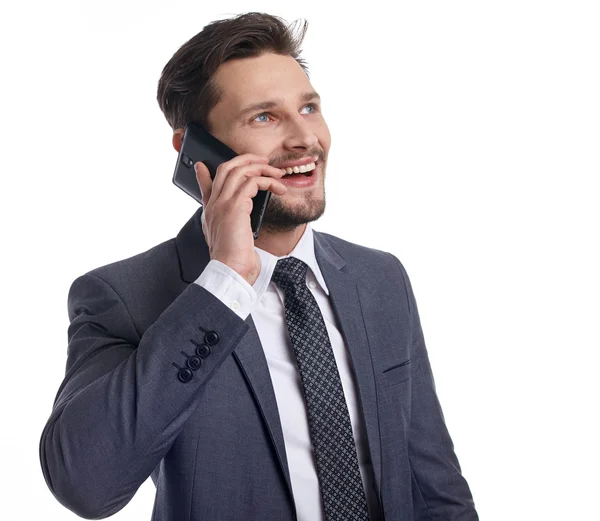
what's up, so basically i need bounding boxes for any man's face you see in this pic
[204,52,331,232]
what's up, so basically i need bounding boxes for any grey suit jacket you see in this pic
[39,206,478,520]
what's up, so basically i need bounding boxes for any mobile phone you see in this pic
[172,121,271,240]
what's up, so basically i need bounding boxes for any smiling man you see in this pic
[40,12,479,521]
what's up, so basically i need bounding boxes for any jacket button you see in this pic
[196,343,211,359]
[186,355,202,370]
[178,368,194,383]
[205,331,219,346]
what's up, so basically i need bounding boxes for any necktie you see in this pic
[271,256,370,521]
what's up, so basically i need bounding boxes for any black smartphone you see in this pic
[172,121,271,240]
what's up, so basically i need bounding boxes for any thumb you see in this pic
[194,161,212,207]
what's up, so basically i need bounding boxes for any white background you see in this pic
[1,1,598,519]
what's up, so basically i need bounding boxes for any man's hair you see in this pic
[156,12,309,133]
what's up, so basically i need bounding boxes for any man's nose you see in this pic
[283,115,318,149]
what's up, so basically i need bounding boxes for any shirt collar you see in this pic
[257,223,330,296]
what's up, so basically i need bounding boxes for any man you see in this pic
[40,12,478,521]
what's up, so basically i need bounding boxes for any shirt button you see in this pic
[308,281,317,289]
[230,301,240,311]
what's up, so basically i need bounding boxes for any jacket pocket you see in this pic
[382,358,412,386]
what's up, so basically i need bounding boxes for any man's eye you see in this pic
[253,113,270,123]
[252,104,318,123]
[301,103,318,114]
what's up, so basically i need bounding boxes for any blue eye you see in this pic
[254,113,269,123]
[252,104,318,123]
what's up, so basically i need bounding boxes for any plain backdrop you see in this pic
[1,1,598,519]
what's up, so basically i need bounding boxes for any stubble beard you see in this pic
[259,185,326,233]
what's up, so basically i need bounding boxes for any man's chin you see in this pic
[260,196,326,233]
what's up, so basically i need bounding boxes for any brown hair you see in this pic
[156,12,309,133]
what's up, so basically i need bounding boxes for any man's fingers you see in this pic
[210,154,269,200]
[194,162,211,206]
[235,175,288,203]
[195,155,285,210]
[219,163,284,201]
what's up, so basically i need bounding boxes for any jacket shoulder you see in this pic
[68,238,184,330]
[316,230,404,268]
[315,230,412,287]
[84,238,179,284]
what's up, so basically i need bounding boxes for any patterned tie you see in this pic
[271,256,370,521]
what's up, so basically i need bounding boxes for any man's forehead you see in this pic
[210,54,317,123]
[215,54,310,99]
[234,90,319,111]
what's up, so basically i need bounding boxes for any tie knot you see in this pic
[271,256,308,290]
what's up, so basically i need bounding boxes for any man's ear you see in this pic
[172,128,184,152]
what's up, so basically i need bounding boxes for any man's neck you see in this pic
[253,223,308,257]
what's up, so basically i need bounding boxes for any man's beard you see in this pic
[259,188,326,233]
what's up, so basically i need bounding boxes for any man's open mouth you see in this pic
[280,160,318,177]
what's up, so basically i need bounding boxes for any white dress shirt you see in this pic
[195,212,380,521]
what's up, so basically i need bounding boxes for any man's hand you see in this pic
[195,154,287,285]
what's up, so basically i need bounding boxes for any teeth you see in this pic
[281,161,317,176]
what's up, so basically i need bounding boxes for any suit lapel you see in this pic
[231,318,294,497]
[175,207,382,502]
[313,232,383,499]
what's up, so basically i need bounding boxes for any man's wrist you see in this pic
[213,256,260,286]
[195,260,258,319]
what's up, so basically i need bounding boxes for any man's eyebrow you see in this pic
[238,91,321,119]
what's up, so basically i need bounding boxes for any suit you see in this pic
[39,206,478,520]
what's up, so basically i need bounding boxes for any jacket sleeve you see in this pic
[39,272,249,519]
[393,256,479,521]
